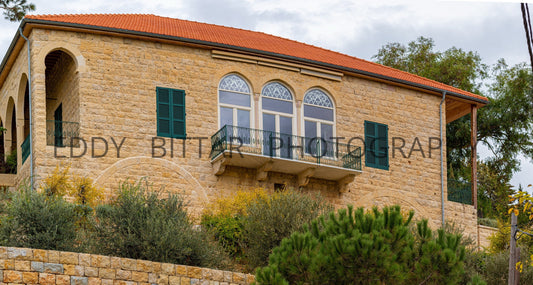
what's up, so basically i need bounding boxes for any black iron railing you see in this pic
[210,125,362,171]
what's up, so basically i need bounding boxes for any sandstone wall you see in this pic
[0,246,254,285]
[478,225,498,249]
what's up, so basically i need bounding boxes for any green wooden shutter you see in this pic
[364,121,377,166]
[171,89,186,139]
[365,121,389,170]
[376,123,389,170]
[157,87,186,138]
[157,87,172,137]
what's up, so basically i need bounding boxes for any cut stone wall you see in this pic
[0,246,254,285]
[478,225,498,249]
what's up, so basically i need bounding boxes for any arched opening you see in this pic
[2,97,17,174]
[45,49,79,147]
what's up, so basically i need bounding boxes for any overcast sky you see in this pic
[0,0,531,187]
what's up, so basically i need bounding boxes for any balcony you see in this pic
[46,120,80,147]
[210,125,362,191]
[447,179,473,205]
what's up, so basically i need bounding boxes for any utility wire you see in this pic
[522,3,533,72]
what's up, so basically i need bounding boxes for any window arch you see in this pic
[303,89,335,156]
[261,82,295,158]
[218,74,252,131]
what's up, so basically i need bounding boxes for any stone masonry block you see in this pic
[22,271,38,284]
[168,276,180,285]
[59,251,79,265]
[39,273,56,285]
[79,253,91,266]
[14,260,30,271]
[3,270,22,283]
[71,276,89,285]
[131,271,148,282]
[91,255,111,268]
[30,261,43,272]
[43,262,64,274]
[56,274,71,285]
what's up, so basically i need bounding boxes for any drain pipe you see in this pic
[439,91,447,227]
[18,27,33,189]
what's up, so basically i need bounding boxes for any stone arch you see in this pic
[94,156,209,217]
[36,43,86,73]
[17,74,30,140]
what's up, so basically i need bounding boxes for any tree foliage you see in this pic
[0,0,35,21]
[256,205,469,285]
[374,37,533,220]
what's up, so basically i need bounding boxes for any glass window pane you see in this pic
[304,105,334,121]
[279,116,292,135]
[321,124,333,157]
[263,114,276,156]
[279,116,292,159]
[219,90,251,107]
[220,107,233,127]
[262,97,293,114]
[237,110,250,144]
[305,121,317,155]
[321,124,333,141]
[237,110,250,128]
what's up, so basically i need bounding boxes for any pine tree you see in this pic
[255,205,468,284]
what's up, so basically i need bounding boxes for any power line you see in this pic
[521,3,533,72]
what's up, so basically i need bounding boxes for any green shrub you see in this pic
[243,190,332,269]
[94,180,228,268]
[256,205,469,285]
[0,183,79,251]
[202,214,245,258]
[201,189,267,259]
[5,150,16,174]
[478,217,498,228]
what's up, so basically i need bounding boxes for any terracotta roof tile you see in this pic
[25,13,487,102]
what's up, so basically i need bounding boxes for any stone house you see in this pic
[0,14,488,242]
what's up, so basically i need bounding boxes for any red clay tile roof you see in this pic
[24,14,487,103]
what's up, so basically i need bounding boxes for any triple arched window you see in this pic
[217,74,335,158]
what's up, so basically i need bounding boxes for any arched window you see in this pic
[261,82,294,158]
[218,74,252,131]
[303,89,335,156]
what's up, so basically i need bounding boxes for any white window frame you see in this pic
[217,74,254,143]
[301,88,336,158]
[260,82,296,157]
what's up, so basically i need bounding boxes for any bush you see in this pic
[201,189,267,258]
[479,248,533,285]
[0,182,80,251]
[5,150,16,174]
[94,180,228,268]
[256,205,469,285]
[243,190,332,269]
[478,217,498,228]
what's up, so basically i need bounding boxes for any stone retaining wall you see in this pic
[478,225,498,250]
[0,246,254,285]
